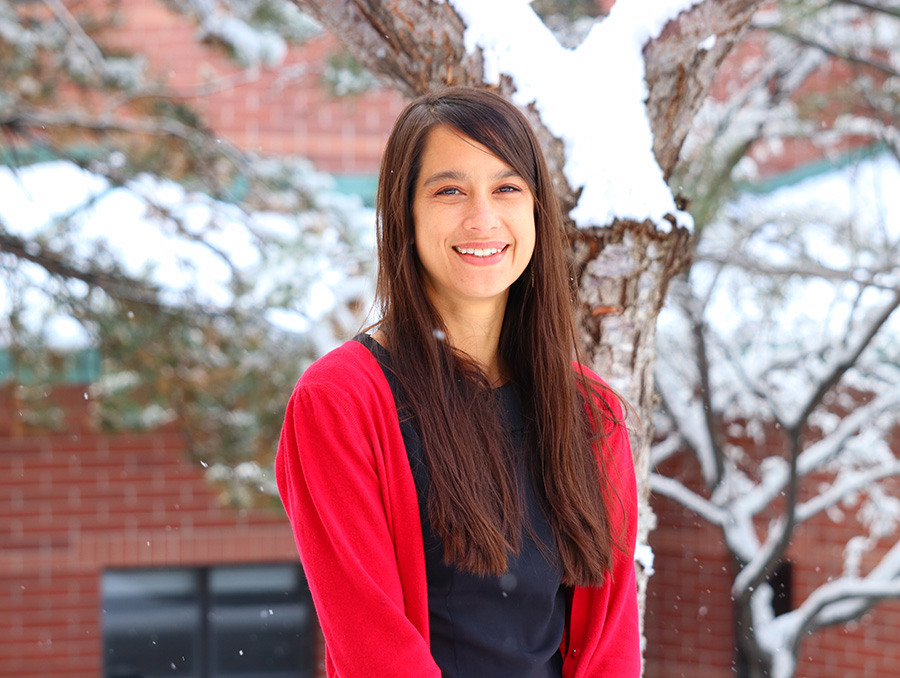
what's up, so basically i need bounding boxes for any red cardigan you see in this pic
[276,340,640,677]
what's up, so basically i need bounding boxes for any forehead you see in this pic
[417,126,517,178]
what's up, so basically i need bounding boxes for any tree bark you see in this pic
[292,0,765,660]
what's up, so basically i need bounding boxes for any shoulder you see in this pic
[296,338,389,395]
[289,338,393,413]
[299,338,381,387]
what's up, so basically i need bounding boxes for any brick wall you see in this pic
[0,384,315,678]
[87,0,406,176]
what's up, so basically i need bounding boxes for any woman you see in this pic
[276,86,639,677]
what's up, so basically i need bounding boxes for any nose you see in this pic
[462,192,499,231]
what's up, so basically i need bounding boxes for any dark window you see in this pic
[103,564,315,678]
[770,560,793,617]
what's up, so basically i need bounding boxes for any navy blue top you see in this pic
[356,334,566,677]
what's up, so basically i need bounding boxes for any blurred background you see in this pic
[1,1,898,677]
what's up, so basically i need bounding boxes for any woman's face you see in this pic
[411,125,536,319]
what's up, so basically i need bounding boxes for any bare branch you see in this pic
[679,287,726,486]
[796,463,900,524]
[649,473,728,525]
[757,24,900,79]
[696,249,900,292]
[832,0,900,20]
[732,388,900,519]
[792,288,900,433]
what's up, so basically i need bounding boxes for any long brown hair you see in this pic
[375,86,624,586]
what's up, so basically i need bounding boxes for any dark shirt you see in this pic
[356,334,566,678]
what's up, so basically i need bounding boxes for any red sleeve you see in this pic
[564,364,641,678]
[275,349,441,677]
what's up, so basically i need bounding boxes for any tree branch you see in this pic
[796,463,900,524]
[4,108,252,172]
[681,285,726,486]
[732,388,900,520]
[801,578,900,634]
[649,473,728,525]
[758,24,900,79]
[832,0,900,20]
[696,249,900,292]
[808,539,900,631]
[791,288,900,434]
[43,0,107,73]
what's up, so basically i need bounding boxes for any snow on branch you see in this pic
[732,515,787,596]
[811,538,900,629]
[788,575,900,640]
[654,363,720,485]
[172,0,320,67]
[648,473,728,526]
[796,462,900,525]
[790,289,900,431]
[729,387,900,521]
[446,0,695,231]
[755,572,900,678]
[649,430,684,466]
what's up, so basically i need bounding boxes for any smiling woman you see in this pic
[275,86,639,678]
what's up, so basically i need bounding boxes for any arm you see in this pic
[276,375,441,677]
[565,366,641,677]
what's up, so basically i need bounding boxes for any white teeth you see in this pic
[454,246,503,257]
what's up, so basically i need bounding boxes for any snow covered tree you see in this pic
[0,0,375,503]
[652,2,900,675]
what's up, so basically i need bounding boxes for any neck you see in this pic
[433,297,508,385]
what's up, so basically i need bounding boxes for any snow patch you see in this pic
[698,34,717,51]
[635,542,656,576]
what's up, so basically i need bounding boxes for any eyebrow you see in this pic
[421,168,522,188]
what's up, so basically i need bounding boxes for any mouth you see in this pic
[452,245,508,258]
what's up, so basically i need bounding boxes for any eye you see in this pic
[435,186,461,196]
[496,185,522,194]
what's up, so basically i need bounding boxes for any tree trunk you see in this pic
[292,0,764,659]
[571,220,691,640]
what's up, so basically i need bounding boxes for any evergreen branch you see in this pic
[4,108,252,172]
[43,0,107,73]
[0,228,162,307]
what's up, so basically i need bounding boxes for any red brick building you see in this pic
[1,385,310,678]
[3,2,897,677]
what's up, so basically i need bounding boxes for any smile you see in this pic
[453,245,507,257]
